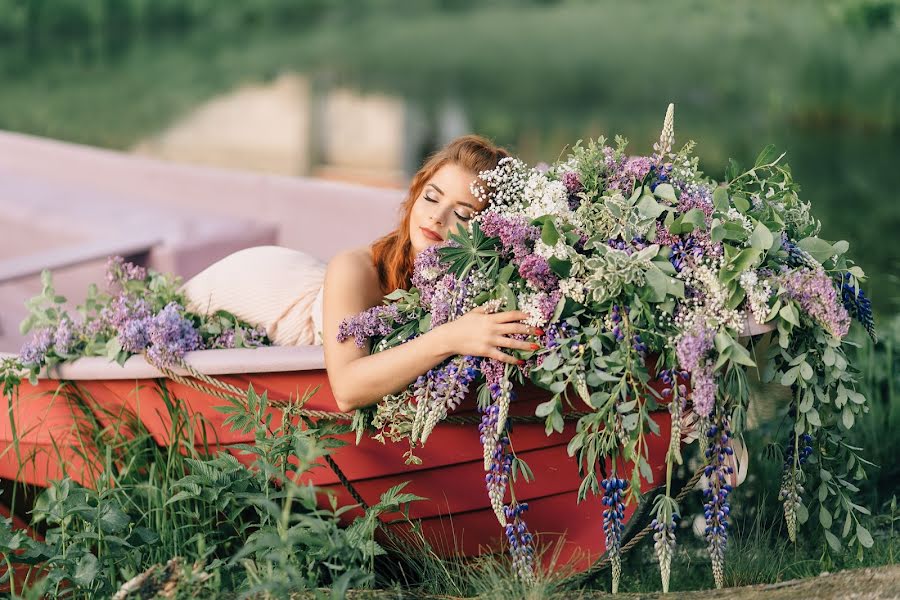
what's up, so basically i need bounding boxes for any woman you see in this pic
[183,135,540,413]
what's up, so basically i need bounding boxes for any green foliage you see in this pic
[0,382,419,597]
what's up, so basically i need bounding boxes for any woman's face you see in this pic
[409,163,484,255]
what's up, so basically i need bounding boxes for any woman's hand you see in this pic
[435,306,541,365]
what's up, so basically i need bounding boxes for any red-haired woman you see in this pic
[183,135,538,413]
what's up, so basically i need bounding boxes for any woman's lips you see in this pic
[420,227,443,242]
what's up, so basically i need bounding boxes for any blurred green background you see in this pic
[1,0,897,312]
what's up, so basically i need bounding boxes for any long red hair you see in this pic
[371,135,510,294]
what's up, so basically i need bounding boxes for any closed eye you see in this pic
[425,194,472,221]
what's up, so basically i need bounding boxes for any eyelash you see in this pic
[424,194,472,221]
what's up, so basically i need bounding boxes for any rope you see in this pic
[156,357,590,425]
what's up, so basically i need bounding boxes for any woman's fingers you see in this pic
[494,336,537,352]
[493,310,531,323]
[497,322,536,336]
[489,348,520,365]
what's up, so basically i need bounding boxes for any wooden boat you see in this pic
[0,345,676,572]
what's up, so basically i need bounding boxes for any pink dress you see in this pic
[182,246,326,346]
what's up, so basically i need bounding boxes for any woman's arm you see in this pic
[322,249,538,412]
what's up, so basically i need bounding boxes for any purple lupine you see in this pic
[602,475,628,594]
[485,431,513,524]
[703,415,734,589]
[20,327,53,367]
[336,303,402,348]
[419,356,479,443]
[479,402,501,471]
[778,268,851,338]
[53,318,79,356]
[839,274,876,341]
[145,302,201,367]
[610,304,627,342]
[504,502,536,583]
[607,237,648,256]
[518,254,558,291]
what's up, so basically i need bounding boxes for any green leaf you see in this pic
[733,195,751,213]
[779,304,800,327]
[721,247,761,282]
[797,237,835,264]
[842,406,855,429]
[819,506,833,529]
[652,183,677,203]
[750,221,774,252]
[637,192,666,219]
[541,220,559,246]
[712,186,730,211]
[856,523,874,548]
[73,553,99,587]
[807,408,821,427]
[548,256,572,278]
[682,208,707,230]
[824,529,842,552]
[98,504,131,534]
[535,400,556,418]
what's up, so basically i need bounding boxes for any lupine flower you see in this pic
[840,274,876,341]
[337,303,403,348]
[146,302,201,367]
[778,429,812,543]
[419,356,479,443]
[479,402,501,472]
[652,513,678,593]
[486,432,513,524]
[703,415,734,589]
[20,327,53,366]
[504,502,536,584]
[777,267,851,338]
[601,476,628,594]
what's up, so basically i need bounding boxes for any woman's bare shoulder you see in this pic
[325,247,381,300]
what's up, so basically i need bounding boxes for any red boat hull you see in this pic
[1,369,673,572]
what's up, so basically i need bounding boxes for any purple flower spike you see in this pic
[703,414,733,589]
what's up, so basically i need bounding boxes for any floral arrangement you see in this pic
[338,105,876,591]
[2,256,269,388]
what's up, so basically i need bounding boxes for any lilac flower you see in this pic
[518,254,558,291]
[777,268,851,338]
[504,502,536,583]
[211,329,236,349]
[536,290,562,325]
[690,365,717,418]
[337,303,402,348]
[146,302,201,367]
[119,316,151,353]
[675,325,714,373]
[562,171,582,194]
[478,212,539,262]
[20,328,53,367]
[105,256,146,288]
[53,318,79,356]
[703,415,734,589]
[602,476,628,593]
